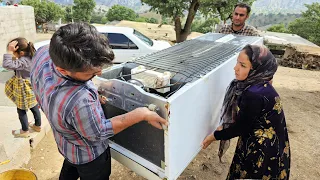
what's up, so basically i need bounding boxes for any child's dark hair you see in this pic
[8,37,36,58]
[49,23,114,72]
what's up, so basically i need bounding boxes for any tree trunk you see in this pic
[174,16,188,43]
[175,29,189,43]
[174,0,200,43]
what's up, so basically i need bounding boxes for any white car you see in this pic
[34,26,171,64]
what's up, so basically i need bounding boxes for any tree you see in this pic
[90,12,103,23]
[46,1,64,22]
[90,12,109,24]
[21,0,64,24]
[141,0,255,43]
[195,18,220,33]
[147,17,158,24]
[101,17,108,24]
[288,3,320,45]
[64,6,73,23]
[135,16,148,22]
[72,0,96,22]
[267,24,288,33]
[106,5,137,22]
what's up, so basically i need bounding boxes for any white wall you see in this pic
[0,5,36,64]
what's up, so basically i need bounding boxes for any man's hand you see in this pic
[202,134,216,149]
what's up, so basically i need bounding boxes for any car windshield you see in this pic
[133,30,153,46]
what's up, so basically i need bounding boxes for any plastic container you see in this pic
[0,169,37,180]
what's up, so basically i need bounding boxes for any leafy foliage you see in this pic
[267,24,289,33]
[106,5,137,21]
[192,18,220,33]
[288,3,320,45]
[247,13,301,30]
[141,0,255,42]
[73,0,96,22]
[147,17,158,24]
[64,6,73,23]
[21,0,64,24]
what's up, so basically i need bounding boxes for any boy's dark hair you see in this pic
[8,37,36,58]
[234,2,251,15]
[49,23,114,72]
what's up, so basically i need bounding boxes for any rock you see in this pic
[281,45,320,71]
[201,163,210,171]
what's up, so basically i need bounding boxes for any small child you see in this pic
[3,37,41,138]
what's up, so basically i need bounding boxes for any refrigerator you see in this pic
[92,33,263,180]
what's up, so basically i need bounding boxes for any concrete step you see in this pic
[0,106,51,173]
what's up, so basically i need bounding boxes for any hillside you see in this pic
[252,0,320,13]
[49,0,320,14]
[247,13,302,30]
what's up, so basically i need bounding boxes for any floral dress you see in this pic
[214,83,290,179]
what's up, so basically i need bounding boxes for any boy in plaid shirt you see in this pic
[31,23,167,180]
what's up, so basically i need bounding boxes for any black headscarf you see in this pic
[218,44,278,160]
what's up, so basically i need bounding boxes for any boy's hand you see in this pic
[99,95,107,104]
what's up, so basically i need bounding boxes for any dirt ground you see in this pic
[35,33,54,43]
[23,66,320,180]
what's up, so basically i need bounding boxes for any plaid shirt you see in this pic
[30,45,114,165]
[219,24,259,36]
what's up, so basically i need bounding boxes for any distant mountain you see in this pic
[252,0,320,14]
[55,0,140,7]
[47,0,320,14]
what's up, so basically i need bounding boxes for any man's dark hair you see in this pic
[49,23,114,72]
[234,2,251,15]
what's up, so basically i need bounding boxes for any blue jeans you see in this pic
[17,105,41,131]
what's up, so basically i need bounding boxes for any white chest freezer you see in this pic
[92,33,263,180]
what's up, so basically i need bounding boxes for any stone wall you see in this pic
[281,45,320,71]
[0,5,36,64]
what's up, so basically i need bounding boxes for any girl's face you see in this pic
[234,50,252,81]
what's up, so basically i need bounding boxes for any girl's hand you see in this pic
[8,41,19,53]
[202,133,216,149]
[216,125,223,131]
